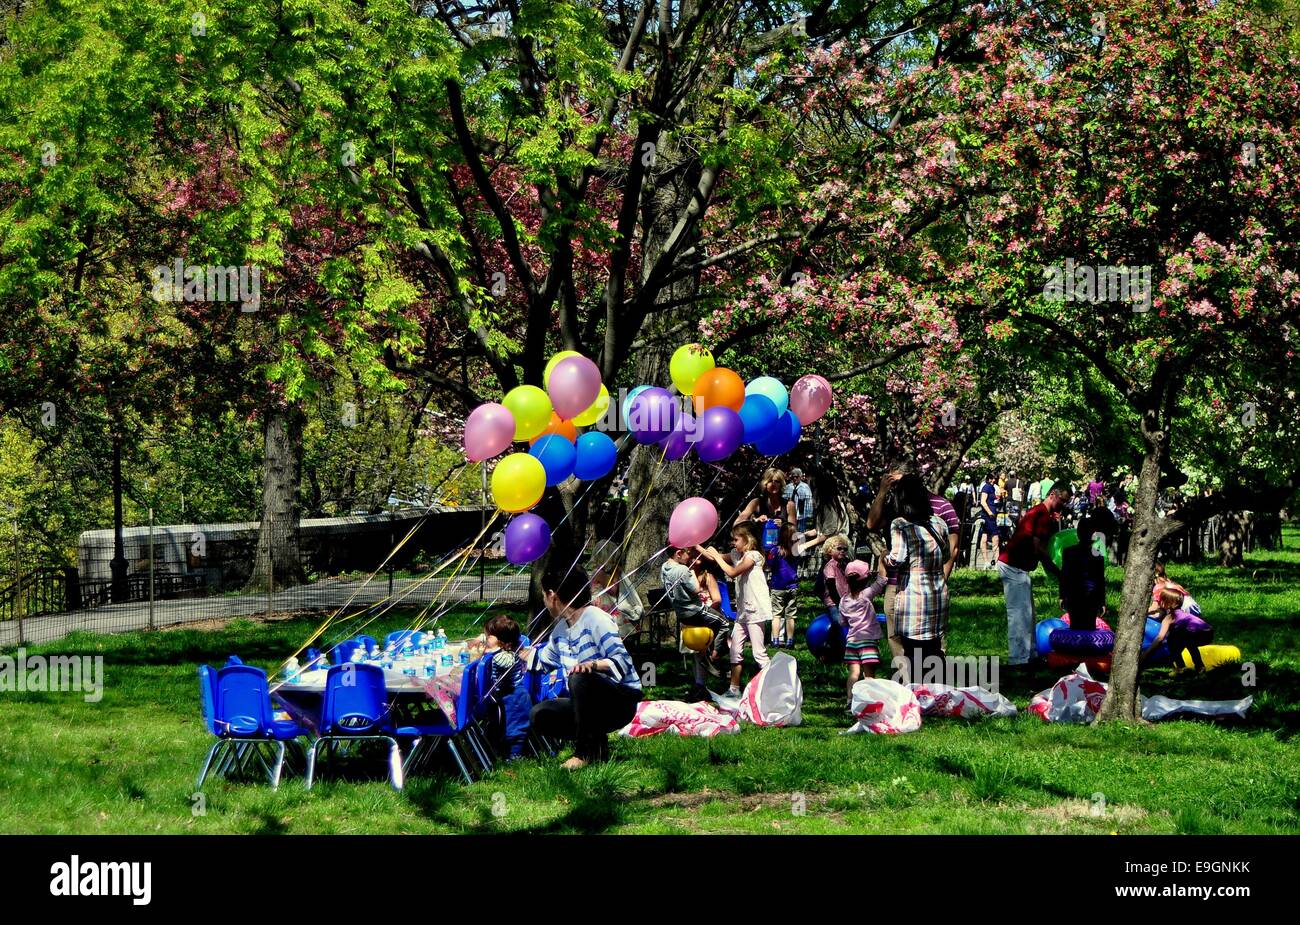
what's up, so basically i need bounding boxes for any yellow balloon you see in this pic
[681,626,714,653]
[503,385,552,441]
[670,343,716,395]
[544,350,583,388]
[572,384,610,427]
[491,453,546,513]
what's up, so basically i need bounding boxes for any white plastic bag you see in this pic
[844,677,922,734]
[738,651,803,726]
[619,700,739,738]
[1140,694,1252,722]
[1028,663,1108,723]
[909,682,1017,719]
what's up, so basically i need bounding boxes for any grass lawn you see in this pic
[2,529,1298,835]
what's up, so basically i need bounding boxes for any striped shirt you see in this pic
[885,515,950,640]
[531,606,642,691]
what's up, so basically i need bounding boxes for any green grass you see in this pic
[2,531,1299,834]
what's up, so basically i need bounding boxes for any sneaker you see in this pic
[726,686,742,698]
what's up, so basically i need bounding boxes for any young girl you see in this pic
[1151,561,1202,617]
[839,558,889,711]
[690,555,722,611]
[767,523,800,648]
[819,533,852,623]
[701,522,772,697]
[1143,588,1214,672]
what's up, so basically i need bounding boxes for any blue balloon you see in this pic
[806,613,846,663]
[573,431,617,480]
[1035,618,1068,657]
[529,434,577,487]
[621,386,650,427]
[738,394,779,444]
[754,410,801,456]
[745,376,789,417]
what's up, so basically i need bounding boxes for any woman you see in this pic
[883,474,952,682]
[734,467,798,528]
[527,566,643,769]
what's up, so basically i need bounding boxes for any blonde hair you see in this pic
[822,533,851,554]
[731,521,761,552]
[761,467,787,495]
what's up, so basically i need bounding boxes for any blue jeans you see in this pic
[997,560,1035,665]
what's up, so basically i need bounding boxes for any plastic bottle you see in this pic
[458,646,470,666]
[436,628,448,651]
[284,657,300,682]
[762,519,780,551]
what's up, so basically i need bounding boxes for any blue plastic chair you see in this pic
[197,664,306,790]
[306,663,404,791]
[332,638,372,665]
[717,582,738,621]
[225,655,244,666]
[397,659,486,784]
[385,630,425,649]
[356,635,379,652]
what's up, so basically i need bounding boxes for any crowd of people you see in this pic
[504,463,1211,768]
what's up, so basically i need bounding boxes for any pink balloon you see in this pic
[669,497,719,548]
[464,403,516,462]
[548,355,602,421]
[789,374,833,425]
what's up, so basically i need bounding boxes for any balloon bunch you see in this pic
[463,353,617,566]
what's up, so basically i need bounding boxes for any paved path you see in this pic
[0,572,530,647]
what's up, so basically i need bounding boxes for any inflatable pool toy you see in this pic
[806,613,846,663]
[1035,618,1069,656]
[1046,651,1111,674]
[1142,616,1172,665]
[1049,628,1115,656]
[1178,644,1241,672]
[681,626,714,653]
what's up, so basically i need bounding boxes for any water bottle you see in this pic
[436,628,447,651]
[441,650,453,669]
[458,647,470,666]
[762,519,779,551]
[350,645,365,664]
[284,657,300,683]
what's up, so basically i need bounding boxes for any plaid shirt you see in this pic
[884,515,950,640]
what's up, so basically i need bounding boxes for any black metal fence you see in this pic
[0,507,530,647]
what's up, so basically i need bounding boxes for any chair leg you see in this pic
[196,740,225,789]
[446,739,474,785]
[270,742,287,790]
[387,738,405,791]
[305,738,323,791]
[401,737,423,776]
[465,728,494,773]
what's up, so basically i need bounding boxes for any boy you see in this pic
[481,614,532,760]
[661,546,730,702]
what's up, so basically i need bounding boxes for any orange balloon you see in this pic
[530,411,579,445]
[692,367,745,413]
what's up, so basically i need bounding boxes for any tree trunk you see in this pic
[1218,510,1249,567]
[1095,448,1168,723]
[246,405,306,592]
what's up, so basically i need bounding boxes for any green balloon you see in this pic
[1047,528,1079,570]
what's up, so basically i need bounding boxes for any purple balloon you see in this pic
[754,410,801,456]
[659,412,698,461]
[696,406,744,462]
[504,513,551,565]
[629,387,679,444]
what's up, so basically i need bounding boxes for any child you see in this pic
[1151,561,1202,617]
[1059,511,1107,631]
[690,556,722,611]
[767,523,800,648]
[660,546,729,701]
[481,614,532,760]
[819,533,852,623]
[700,521,772,698]
[839,559,889,711]
[1143,588,1214,672]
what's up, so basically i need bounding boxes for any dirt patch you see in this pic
[647,790,827,812]
[158,611,320,633]
[1030,798,1149,826]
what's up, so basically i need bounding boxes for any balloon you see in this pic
[691,367,745,413]
[1047,528,1080,570]
[504,513,551,565]
[573,431,618,480]
[659,412,698,462]
[669,343,716,395]
[503,385,552,442]
[753,410,801,456]
[491,453,546,513]
[668,497,718,548]
[463,402,516,462]
[543,350,583,388]
[530,411,579,444]
[745,376,789,417]
[529,434,577,487]
[681,626,714,653]
[789,374,833,425]
[806,613,846,663]
[738,394,779,444]
[573,384,610,427]
[629,387,679,443]
[1035,618,1069,657]
[621,385,650,426]
[696,406,745,462]
[547,354,602,421]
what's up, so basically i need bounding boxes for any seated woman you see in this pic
[526,566,643,769]
[1142,588,1214,672]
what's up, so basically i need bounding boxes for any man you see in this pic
[660,546,729,701]
[997,481,1073,666]
[1026,476,1043,505]
[783,467,814,532]
[865,464,962,661]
